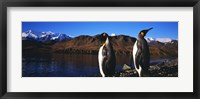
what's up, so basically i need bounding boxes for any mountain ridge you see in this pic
[22,32,178,60]
[51,34,178,59]
[22,30,72,42]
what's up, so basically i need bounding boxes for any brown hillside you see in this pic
[22,35,178,60]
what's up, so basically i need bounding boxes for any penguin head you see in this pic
[100,32,109,46]
[139,27,153,38]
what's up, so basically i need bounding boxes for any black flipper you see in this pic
[129,55,134,69]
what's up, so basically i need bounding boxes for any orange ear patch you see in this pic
[141,32,144,36]
[103,33,106,37]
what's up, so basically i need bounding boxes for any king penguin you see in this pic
[133,28,153,77]
[98,32,116,77]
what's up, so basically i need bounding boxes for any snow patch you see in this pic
[146,37,174,43]
[111,33,116,36]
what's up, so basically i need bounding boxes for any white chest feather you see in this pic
[98,45,105,77]
[133,41,142,74]
[133,41,138,68]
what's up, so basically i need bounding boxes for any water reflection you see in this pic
[23,53,170,77]
[22,54,131,77]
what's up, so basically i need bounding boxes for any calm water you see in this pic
[22,53,170,77]
[22,54,131,77]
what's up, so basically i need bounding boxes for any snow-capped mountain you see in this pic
[146,37,155,42]
[22,30,72,42]
[22,30,39,40]
[50,34,71,41]
[145,37,176,43]
[39,31,57,42]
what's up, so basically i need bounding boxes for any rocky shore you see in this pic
[114,58,178,77]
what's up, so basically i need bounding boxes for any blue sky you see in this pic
[22,22,178,39]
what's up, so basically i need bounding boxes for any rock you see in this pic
[122,64,131,70]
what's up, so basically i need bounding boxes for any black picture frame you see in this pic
[0,0,199,99]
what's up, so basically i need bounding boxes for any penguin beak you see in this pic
[147,27,153,31]
[144,27,153,36]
